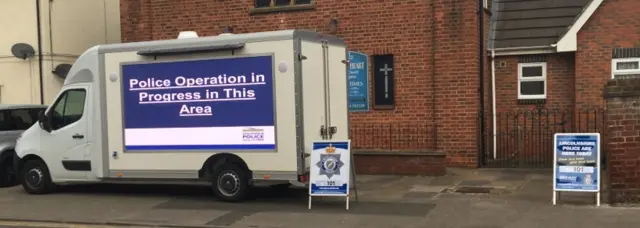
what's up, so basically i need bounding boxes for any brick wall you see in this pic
[120,0,488,168]
[576,0,640,109]
[603,79,640,204]
[432,0,485,167]
[492,53,575,112]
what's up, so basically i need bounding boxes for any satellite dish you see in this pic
[11,43,36,60]
[52,63,72,79]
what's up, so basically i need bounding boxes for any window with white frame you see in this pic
[518,62,546,100]
[612,58,640,79]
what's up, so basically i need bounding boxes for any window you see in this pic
[0,108,45,131]
[372,54,395,109]
[9,109,38,130]
[49,89,86,131]
[0,111,11,131]
[612,58,640,79]
[518,62,546,100]
[255,0,312,8]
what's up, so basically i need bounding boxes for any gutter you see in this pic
[35,0,45,104]
[490,50,496,159]
[478,0,486,167]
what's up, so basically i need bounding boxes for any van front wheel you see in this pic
[211,163,249,202]
[20,160,55,194]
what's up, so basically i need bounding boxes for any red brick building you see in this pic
[119,0,639,174]
[484,0,640,168]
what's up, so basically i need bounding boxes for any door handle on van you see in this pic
[72,134,84,139]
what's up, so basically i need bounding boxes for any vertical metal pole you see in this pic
[321,41,330,140]
[36,0,45,104]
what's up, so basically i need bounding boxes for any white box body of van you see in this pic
[14,29,349,201]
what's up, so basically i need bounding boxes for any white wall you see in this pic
[0,0,121,105]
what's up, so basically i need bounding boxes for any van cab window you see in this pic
[50,89,86,131]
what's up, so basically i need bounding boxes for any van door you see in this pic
[43,86,90,180]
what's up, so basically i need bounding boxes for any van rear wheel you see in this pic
[20,160,55,194]
[211,163,249,202]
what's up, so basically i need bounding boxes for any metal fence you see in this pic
[478,108,607,168]
[349,123,435,151]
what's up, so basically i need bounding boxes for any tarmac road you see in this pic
[0,220,126,228]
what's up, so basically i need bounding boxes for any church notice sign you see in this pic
[347,51,369,112]
[552,133,601,206]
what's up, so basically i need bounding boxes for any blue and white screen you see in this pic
[121,55,276,151]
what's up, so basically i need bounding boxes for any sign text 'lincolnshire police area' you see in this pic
[121,56,276,151]
[553,133,600,206]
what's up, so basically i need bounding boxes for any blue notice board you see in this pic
[553,133,600,192]
[120,55,276,151]
[347,51,369,112]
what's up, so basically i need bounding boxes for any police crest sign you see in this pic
[309,140,351,196]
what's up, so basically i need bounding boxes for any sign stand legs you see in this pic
[346,196,349,210]
[350,152,359,202]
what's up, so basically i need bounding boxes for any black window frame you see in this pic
[372,54,396,110]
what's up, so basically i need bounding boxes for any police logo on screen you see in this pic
[316,144,344,179]
[242,128,264,142]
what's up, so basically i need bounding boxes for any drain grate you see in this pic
[454,186,494,194]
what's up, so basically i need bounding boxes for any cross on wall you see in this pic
[379,64,393,99]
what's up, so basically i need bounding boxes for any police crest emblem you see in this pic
[316,144,344,179]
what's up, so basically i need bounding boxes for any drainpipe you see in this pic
[478,0,486,166]
[491,50,496,159]
[35,0,45,104]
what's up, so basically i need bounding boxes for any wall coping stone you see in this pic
[353,149,446,157]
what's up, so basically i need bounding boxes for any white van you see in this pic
[13,29,349,202]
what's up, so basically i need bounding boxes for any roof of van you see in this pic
[97,29,345,54]
[0,104,48,110]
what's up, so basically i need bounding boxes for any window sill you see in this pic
[250,4,316,15]
[517,98,546,105]
[373,105,395,110]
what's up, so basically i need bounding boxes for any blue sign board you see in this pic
[553,133,600,192]
[121,55,276,151]
[309,141,351,196]
[347,51,369,112]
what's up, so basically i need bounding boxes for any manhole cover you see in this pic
[455,186,493,194]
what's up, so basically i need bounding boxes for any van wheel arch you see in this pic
[17,154,46,174]
[199,153,251,182]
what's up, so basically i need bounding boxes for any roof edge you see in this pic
[555,0,604,52]
[489,45,557,56]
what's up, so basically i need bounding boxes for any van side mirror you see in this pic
[38,110,52,132]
